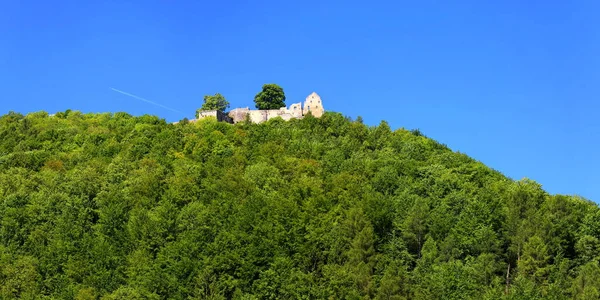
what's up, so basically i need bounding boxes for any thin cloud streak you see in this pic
[110,87,184,114]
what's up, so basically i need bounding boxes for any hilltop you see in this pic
[0,110,598,299]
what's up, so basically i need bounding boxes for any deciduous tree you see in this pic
[254,84,286,110]
[197,93,229,114]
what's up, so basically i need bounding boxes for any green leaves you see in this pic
[198,93,230,114]
[572,261,600,299]
[253,84,286,110]
[0,110,598,298]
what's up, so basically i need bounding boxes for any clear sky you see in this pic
[1,1,598,202]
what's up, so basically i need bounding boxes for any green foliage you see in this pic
[254,84,286,110]
[197,93,230,114]
[0,110,597,299]
[572,261,600,299]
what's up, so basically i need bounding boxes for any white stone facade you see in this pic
[201,92,325,124]
[303,92,324,117]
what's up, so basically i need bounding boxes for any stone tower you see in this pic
[303,92,324,117]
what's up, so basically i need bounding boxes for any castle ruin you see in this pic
[197,92,325,124]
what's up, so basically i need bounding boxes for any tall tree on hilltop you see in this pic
[197,93,229,115]
[254,84,286,110]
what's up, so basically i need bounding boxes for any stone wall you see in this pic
[197,110,233,123]
[196,92,325,124]
[228,104,303,124]
[228,107,251,123]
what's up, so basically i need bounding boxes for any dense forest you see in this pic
[0,110,598,299]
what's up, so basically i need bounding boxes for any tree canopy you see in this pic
[197,93,230,114]
[254,83,286,110]
[0,109,597,299]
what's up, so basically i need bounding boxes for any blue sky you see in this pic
[1,0,598,202]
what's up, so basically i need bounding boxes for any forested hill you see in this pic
[0,110,598,299]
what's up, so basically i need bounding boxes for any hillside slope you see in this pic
[0,110,598,299]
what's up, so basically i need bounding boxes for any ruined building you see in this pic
[197,92,325,124]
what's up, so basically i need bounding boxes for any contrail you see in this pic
[110,87,184,114]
